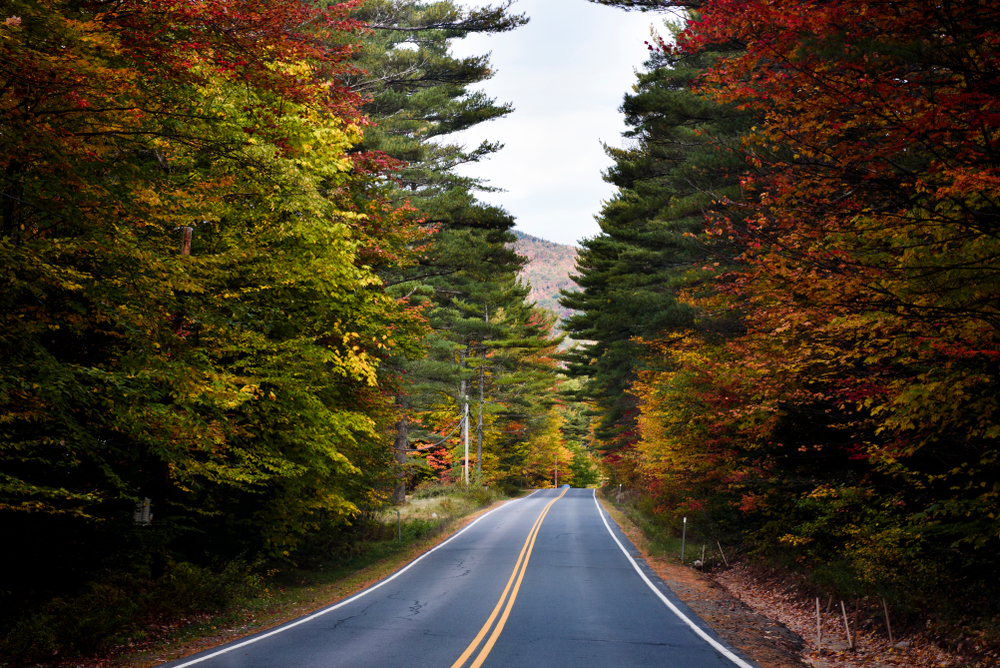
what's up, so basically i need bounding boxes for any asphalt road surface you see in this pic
[165,489,759,668]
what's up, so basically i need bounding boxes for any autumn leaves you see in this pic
[569,0,1000,613]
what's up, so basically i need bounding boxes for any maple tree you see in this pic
[673,0,1000,550]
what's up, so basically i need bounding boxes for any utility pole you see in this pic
[476,354,484,478]
[554,453,558,488]
[476,307,488,479]
[462,378,469,485]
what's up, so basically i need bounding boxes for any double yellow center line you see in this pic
[449,488,568,668]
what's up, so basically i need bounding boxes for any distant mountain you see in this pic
[512,230,579,325]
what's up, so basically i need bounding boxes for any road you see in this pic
[165,489,759,668]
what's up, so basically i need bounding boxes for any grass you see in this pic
[598,489,684,560]
[595,488,732,568]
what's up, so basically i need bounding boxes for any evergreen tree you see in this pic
[347,1,562,495]
[560,24,750,454]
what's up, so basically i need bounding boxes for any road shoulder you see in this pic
[595,495,809,668]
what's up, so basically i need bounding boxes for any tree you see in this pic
[600,0,1000,608]
[345,1,565,494]
[677,0,1000,552]
[560,20,750,456]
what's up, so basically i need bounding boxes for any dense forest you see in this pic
[565,0,1000,652]
[0,0,600,662]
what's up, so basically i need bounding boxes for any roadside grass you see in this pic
[0,485,518,668]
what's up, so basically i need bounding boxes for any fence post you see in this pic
[816,598,822,654]
[681,517,687,562]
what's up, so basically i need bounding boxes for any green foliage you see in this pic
[559,29,749,452]
[568,445,601,487]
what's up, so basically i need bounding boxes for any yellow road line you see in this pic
[450,488,568,668]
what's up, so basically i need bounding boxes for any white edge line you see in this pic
[592,490,756,668]
[170,494,536,668]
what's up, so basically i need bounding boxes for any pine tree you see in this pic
[560,22,750,454]
[347,1,563,496]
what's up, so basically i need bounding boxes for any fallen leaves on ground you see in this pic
[715,565,985,668]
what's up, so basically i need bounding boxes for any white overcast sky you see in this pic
[449,0,672,246]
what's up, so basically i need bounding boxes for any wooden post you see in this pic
[882,598,894,645]
[840,601,853,650]
[180,226,193,256]
[681,517,687,562]
[717,540,729,567]
[816,597,822,655]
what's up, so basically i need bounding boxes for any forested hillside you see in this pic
[512,230,579,324]
[567,0,1000,657]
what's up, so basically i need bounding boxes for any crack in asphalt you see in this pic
[438,557,472,578]
[385,591,425,621]
[574,638,682,647]
[331,597,384,629]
